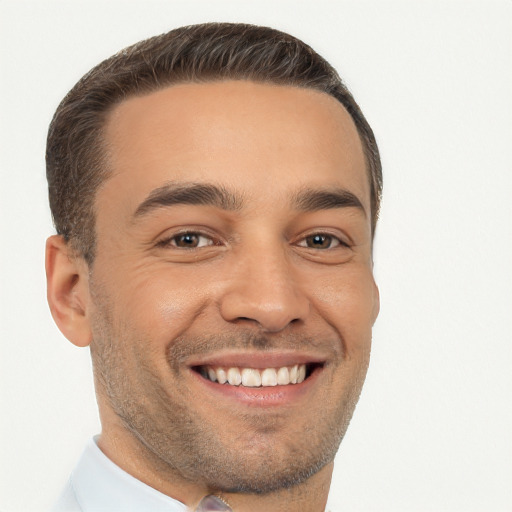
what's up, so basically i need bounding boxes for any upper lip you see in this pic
[186,350,328,369]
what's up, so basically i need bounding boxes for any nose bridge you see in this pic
[219,236,310,332]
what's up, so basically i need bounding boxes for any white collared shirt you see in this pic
[51,437,186,511]
[52,437,338,511]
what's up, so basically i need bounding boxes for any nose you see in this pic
[219,244,310,333]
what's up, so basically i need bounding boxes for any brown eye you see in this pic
[173,234,199,248]
[300,234,341,249]
[168,233,214,248]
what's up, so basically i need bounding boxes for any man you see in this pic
[45,22,381,512]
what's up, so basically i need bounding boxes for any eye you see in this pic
[159,232,215,249]
[298,234,345,249]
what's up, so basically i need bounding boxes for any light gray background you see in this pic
[1,1,511,511]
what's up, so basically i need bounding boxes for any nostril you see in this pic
[220,290,310,333]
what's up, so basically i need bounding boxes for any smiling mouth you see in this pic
[193,363,322,388]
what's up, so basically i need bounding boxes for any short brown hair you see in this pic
[46,22,382,264]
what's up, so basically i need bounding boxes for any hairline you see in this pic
[47,24,382,265]
[83,78,377,265]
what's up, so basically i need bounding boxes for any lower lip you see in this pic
[189,366,323,408]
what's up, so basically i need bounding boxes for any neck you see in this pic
[217,466,333,512]
[97,417,333,512]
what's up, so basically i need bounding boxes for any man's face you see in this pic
[88,81,379,493]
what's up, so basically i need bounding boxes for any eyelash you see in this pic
[156,231,350,250]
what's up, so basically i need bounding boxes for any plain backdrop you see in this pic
[1,1,511,511]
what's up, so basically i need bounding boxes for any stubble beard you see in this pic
[89,286,370,495]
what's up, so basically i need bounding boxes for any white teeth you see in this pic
[276,366,290,385]
[261,368,278,386]
[297,364,306,383]
[203,364,309,387]
[216,367,227,384]
[227,367,242,386]
[241,368,262,387]
[289,364,298,384]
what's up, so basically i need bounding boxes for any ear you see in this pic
[371,280,380,325]
[45,235,92,347]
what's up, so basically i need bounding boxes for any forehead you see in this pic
[101,81,369,215]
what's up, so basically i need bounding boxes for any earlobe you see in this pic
[45,235,92,347]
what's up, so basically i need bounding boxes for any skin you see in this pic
[46,81,379,512]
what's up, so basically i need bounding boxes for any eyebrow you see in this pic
[292,187,366,216]
[133,182,244,218]
[133,181,366,220]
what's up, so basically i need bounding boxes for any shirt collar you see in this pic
[70,436,338,511]
[70,436,187,511]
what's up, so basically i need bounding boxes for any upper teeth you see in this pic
[202,364,307,387]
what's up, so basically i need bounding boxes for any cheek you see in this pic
[309,266,376,348]
[102,262,212,348]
